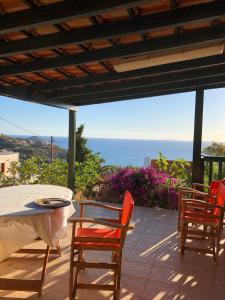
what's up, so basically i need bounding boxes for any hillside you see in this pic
[0,134,67,160]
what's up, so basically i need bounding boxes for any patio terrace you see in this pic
[0,204,225,300]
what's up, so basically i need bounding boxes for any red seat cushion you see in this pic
[74,191,134,250]
[182,215,219,224]
[182,209,219,224]
[74,227,121,249]
[185,210,212,215]
[183,208,219,223]
[77,227,121,238]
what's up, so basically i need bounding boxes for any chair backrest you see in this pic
[214,183,225,216]
[209,179,225,196]
[121,191,134,226]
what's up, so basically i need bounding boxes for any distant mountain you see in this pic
[0,134,67,160]
[27,136,43,143]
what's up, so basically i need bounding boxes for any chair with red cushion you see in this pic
[177,178,225,231]
[69,191,134,300]
[192,178,225,204]
[180,183,225,262]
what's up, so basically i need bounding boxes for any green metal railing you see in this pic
[201,155,225,185]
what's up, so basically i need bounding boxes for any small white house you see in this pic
[143,157,151,167]
[40,140,50,146]
[0,151,19,176]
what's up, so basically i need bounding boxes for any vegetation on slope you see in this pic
[203,142,225,156]
[0,134,66,160]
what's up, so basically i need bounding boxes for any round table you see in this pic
[0,184,74,262]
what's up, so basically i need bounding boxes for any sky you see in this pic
[0,88,225,142]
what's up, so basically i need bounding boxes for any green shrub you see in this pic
[75,153,102,197]
[0,153,102,197]
[39,159,68,186]
[156,152,191,185]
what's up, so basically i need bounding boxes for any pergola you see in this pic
[0,0,225,190]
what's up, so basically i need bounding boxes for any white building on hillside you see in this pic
[0,151,19,176]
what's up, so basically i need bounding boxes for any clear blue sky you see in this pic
[0,88,224,142]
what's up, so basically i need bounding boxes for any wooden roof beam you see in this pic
[0,85,66,108]
[2,24,225,84]
[0,1,225,57]
[0,85,29,100]
[0,0,151,34]
[44,63,225,99]
[2,53,225,101]
[67,82,225,106]
[0,55,225,102]
[2,74,225,107]
[52,74,225,105]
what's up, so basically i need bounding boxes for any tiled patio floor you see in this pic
[1,203,225,300]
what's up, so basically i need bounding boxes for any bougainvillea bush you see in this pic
[98,167,179,209]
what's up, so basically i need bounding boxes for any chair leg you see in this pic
[216,227,221,262]
[69,247,75,300]
[71,266,80,300]
[116,264,121,300]
[112,250,117,263]
[39,245,50,297]
[203,225,208,238]
[115,251,122,300]
[79,250,85,270]
[177,199,181,233]
[180,222,186,255]
[210,227,216,262]
[113,267,118,300]
[70,251,83,300]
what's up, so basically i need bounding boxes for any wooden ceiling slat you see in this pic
[67,82,225,106]
[1,0,225,107]
[2,62,225,106]
[25,54,225,93]
[55,73,225,105]
[34,54,225,92]
[0,85,28,99]
[44,63,225,99]
[0,1,225,57]
[3,53,225,100]
[0,0,152,34]
[1,24,225,80]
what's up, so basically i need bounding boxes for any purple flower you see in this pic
[99,166,179,208]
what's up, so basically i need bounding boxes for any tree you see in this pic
[203,142,225,156]
[76,125,91,162]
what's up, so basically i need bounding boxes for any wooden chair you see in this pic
[179,183,225,262]
[69,191,134,300]
[192,178,225,204]
[177,179,225,232]
[178,188,210,232]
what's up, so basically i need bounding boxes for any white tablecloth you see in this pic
[0,184,75,262]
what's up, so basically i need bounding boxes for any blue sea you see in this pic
[10,135,211,166]
[28,136,213,166]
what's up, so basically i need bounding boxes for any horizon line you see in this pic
[4,133,224,143]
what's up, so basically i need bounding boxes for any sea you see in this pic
[11,135,211,167]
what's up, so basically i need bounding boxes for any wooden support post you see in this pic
[192,89,204,183]
[68,109,76,191]
[50,136,53,163]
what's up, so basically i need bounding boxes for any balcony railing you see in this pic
[201,155,225,185]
